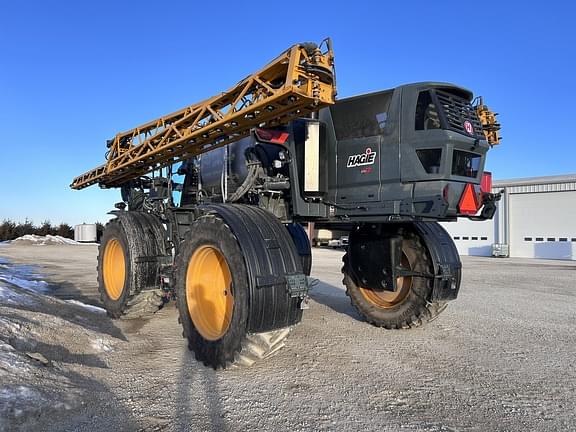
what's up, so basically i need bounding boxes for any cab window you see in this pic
[452,150,481,177]
[330,91,392,140]
[415,91,441,130]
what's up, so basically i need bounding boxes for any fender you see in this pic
[412,221,462,301]
[285,223,312,258]
[202,204,307,333]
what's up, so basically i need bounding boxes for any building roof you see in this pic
[493,174,576,194]
[494,174,576,187]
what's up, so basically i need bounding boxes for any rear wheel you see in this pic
[97,213,166,319]
[342,227,447,328]
[175,215,292,369]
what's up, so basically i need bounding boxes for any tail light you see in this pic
[458,183,479,215]
[255,128,289,144]
[481,171,492,193]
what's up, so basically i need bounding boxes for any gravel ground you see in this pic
[0,244,575,431]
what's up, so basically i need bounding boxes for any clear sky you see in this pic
[1,1,574,226]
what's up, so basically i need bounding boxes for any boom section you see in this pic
[71,40,336,190]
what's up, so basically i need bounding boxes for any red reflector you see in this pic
[481,171,492,193]
[442,184,450,202]
[255,128,289,144]
[459,183,479,215]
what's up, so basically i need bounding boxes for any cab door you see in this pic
[329,90,399,204]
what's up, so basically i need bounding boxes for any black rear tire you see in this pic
[342,227,447,329]
[97,213,166,319]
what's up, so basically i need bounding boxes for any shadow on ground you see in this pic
[175,349,227,432]
[309,280,362,321]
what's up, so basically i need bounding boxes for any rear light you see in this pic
[458,183,479,215]
[442,185,450,203]
[481,171,492,193]
[255,128,289,144]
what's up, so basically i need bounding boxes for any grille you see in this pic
[435,90,484,138]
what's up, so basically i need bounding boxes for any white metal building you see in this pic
[441,174,576,260]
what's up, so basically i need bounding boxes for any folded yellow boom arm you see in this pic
[71,40,336,190]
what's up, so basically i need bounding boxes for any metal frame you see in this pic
[71,40,336,190]
[474,97,501,146]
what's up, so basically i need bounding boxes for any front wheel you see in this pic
[342,227,447,329]
[175,214,292,369]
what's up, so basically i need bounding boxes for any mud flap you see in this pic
[412,222,462,301]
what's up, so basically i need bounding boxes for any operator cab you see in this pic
[317,82,499,221]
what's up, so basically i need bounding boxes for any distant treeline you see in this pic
[0,219,104,241]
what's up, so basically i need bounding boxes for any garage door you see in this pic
[509,191,576,260]
[440,217,495,257]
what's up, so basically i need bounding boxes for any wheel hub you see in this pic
[103,238,126,301]
[359,254,412,308]
[186,246,234,341]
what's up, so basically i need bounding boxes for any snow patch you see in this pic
[0,284,35,306]
[0,315,25,334]
[0,385,73,421]
[0,346,35,376]
[91,338,114,353]
[66,299,106,314]
[0,275,49,293]
[0,258,51,296]
[11,234,81,246]
[0,385,42,405]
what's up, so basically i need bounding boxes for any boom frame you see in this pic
[71,40,336,190]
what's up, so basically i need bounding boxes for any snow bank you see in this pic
[0,279,120,429]
[0,258,51,296]
[0,274,50,294]
[0,284,37,306]
[11,234,81,246]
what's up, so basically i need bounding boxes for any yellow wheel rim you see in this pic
[186,246,234,341]
[359,254,412,308]
[103,238,126,301]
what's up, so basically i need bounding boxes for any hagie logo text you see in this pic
[347,148,377,168]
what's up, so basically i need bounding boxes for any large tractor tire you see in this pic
[175,207,305,369]
[97,212,167,319]
[342,225,448,329]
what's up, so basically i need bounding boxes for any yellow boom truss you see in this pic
[71,40,336,190]
[475,97,501,146]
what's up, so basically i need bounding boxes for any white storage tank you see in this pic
[74,224,97,243]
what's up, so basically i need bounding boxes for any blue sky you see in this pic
[1,1,574,225]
